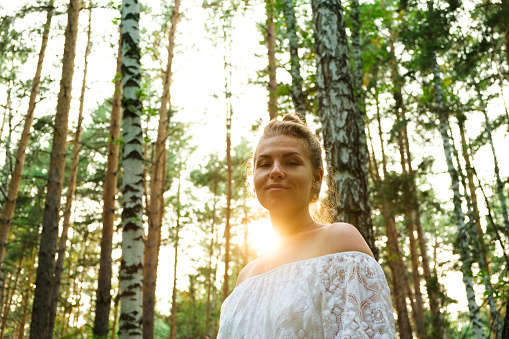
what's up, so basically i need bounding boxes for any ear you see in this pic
[313,167,324,187]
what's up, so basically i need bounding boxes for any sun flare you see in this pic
[247,218,280,256]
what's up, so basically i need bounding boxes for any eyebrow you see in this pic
[257,152,302,159]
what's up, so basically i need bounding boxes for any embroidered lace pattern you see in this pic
[218,251,396,339]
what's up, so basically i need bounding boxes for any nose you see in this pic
[270,162,285,179]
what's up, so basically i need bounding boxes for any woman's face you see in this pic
[253,135,322,214]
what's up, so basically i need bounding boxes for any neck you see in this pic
[269,208,316,238]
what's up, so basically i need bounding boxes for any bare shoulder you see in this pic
[324,223,374,258]
[235,258,259,287]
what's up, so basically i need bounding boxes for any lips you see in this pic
[267,184,288,190]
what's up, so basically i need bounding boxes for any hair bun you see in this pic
[282,113,304,124]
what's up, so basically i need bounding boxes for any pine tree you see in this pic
[48,4,92,333]
[93,28,123,339]
[143,0,181,336]
[29,0,81,337]
[0,0,55,307]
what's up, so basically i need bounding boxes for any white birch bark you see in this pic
[450,125,502,338]
[282,0,306,121]
[311,0,375,253]
[431,50,485,339]
[475,85,509,231]
[119,0,144,337]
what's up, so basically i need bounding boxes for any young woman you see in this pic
[217,114,396,338]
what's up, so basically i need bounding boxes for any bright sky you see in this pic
[1,0,509,326]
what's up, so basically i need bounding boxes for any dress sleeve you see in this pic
[320,252,396,339]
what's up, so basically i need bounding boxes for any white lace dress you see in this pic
[218,251,396,339]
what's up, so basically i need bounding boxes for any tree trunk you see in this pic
[169,174,182,339]
[370,105,413,338]
[431,48,485,339]
[109,279,121,339]
[266,0,278,120]
[449,125,502,338]
[48,5,92,334]
[222,105,233,302]
[458,118,490,273]
[205,182,218,339]
[29,1,81,338]
[476,85,509,231]
[118,0,144,336]
[312,0,375,254]
[282,0,306,121]
[17,251,35,339]
[222,21,234,301]
[0,0,55,309]
[143,1,180,337]
[0,248,24,338]
[93,28,123,339]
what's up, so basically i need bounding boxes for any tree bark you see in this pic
[48,5,91,334]
[0,0,55,310]
[205,182,218,339]
[431,47,485,339]
[282,0,306,121]
[169,174,182,339]
[266,0,278,120]
[29,1,81,338]
[118,0,144,336]
[143,1,180,337]
[222,100,233,301]
[312,0,375,255]
[449,125,502,338]
[475,85,509,231]
[458,118,490,273]
[93,28,123,339]
[370,105,413,338]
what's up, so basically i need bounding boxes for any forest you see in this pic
[0,0,508,338]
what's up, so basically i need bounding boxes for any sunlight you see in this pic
[247,218,280,256]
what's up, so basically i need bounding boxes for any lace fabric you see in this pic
[218,251,396,339]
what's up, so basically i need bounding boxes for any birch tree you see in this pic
[430,49,485,339]
[311,0,375,254]
[29,1,81,337]
[118,0,144,336]
[282,0,306,121]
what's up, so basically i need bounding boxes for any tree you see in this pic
[118,0,144,336]
[93,27,123,339]
[48,3,92,334]
[0,0,55,309]
[266,0,278,120]
[282,0,306,121]
[312,0,375,255]
[143,0,181,336]
[29,0,81,337]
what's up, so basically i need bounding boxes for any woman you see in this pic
[218,114,396,339]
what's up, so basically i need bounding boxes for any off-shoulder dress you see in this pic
[218,251,396,339]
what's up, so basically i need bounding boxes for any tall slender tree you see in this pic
[143,0,181,336]
[48,4,92,334]
[430,47,485,338]
[282,0,306,121]
[312,0,375,254]
[0,0,55,309]
[118,0,144,336]
[93,28,123,339]
[29,1,81,337]
[266,0,278,120]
